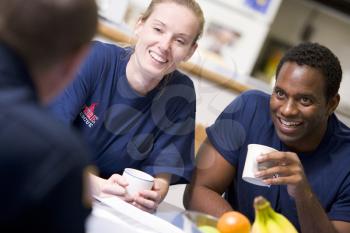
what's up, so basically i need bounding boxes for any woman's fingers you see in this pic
[132,189,161,213]
[101,182,127,196]
[99,174,130,197]
[108,174,128,187]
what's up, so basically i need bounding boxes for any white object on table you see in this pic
[87,196,185,233]
[242,144,277,187]
[122,168,154,197]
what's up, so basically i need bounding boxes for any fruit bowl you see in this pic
[183,210,218,227]
[182,211,220,233]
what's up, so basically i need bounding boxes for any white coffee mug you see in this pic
[242,144,277,187]
[122,168,154,197]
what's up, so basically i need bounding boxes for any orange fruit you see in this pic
[217,211,251,233]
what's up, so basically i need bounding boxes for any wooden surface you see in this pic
[194,124,207,154]
[97,22,251,93]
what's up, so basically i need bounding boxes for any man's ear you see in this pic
[52,43,90,96]
[183,42,198,61]
[61,44,91,81]
[38,43,91,104]
[327,93,340,115]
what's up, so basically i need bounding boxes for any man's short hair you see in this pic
[276,42,342,101]
[0,0,97,69]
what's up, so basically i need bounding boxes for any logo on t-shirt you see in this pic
[80,103,99,128]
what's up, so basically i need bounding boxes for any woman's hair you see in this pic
[140,0,205,44]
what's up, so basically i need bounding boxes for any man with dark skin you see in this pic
[184,42,350,233]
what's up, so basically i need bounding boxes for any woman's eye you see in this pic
[176,39,185,45]
[153,27,162,32]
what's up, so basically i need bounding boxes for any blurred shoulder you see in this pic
[170,70,194,88]
[241,89,270,100]
[218,89,270,119]
[1,104,89,161]
[90,40,131,60]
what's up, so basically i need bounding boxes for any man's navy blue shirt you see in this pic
[207,90,350,231]
[0,43,90,232]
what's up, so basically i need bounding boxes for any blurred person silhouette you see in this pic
[49,0,205,213]
[0,0,97,232]
[184,42,350,233]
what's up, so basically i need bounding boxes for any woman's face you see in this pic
[133,2,199,79]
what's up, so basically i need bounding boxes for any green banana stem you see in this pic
[252,196,270,233]
[254,196,270,225]
[253,196,298,233]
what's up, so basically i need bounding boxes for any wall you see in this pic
[194,0,350,126]
[97,0,350,126]
[192,0,281,77]
[192,75,239,125]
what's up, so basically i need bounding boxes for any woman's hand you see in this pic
[132,173,171,213]
[90,172,171,212]
[90,173,133,202]
[132,181,162,213]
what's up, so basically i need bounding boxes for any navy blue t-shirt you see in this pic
[207,90,350,231]
[0,42,90,233]
[50,41,196,183]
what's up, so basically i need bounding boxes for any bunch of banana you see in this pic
[251,196,298,233]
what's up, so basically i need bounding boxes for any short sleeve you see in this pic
[206,93,248,166]
[49,41,108,124]
[206,90,271,167]
[328,175,350,222]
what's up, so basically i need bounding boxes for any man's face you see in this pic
[270,61,337,151]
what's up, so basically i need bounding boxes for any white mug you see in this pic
[122,168,154,197]
[242,144,277,187]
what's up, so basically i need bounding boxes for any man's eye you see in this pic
[301,97,312,105]
[275,90,284,98]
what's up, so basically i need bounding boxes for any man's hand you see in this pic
[254,151,311,198]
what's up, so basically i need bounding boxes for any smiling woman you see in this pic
[129,1,202,95]
[49,0,205,213]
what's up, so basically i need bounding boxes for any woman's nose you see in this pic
[159,37,171,52]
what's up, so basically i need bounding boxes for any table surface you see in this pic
[86,198,202,233]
